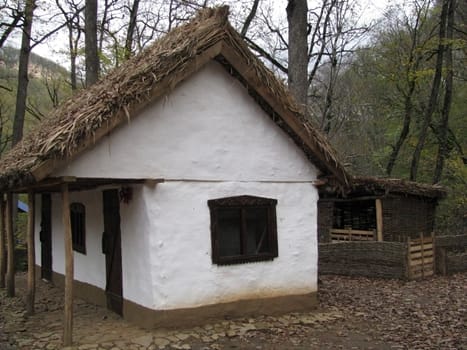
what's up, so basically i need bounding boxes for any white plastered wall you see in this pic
[55,62,316,182]
[34,190,107,289]
[48,60,321,310]
[120,181,318,310]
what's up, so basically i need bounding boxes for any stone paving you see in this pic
[0,273,344,350]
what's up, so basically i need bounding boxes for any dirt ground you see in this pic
[1,272,466,350]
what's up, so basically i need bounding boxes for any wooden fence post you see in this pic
[26,191,36,315]
[6,192,15,297]
[375,199,383,241]
[431,232,435,276]
[420,233,425,278]
[62,183,74,346]
[406,236,411,280]
[0,194,6,288]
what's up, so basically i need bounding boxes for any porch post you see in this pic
[375,199,383,242]
[0,194,6,288]
[62,183,74,346]
[6,192,15,297]
[26,191,36,315]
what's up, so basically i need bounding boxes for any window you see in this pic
[333,200,376,231]
[70,202,86,254]
[208,195,278,265]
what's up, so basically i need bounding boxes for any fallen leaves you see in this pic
[319,273,467,349]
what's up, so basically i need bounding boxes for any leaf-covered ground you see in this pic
[312,273,466,349]
[0,273,465,349]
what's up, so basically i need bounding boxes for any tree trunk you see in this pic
[410,0,449,181]
[124,0,140,60]
[12,0,36,146]
[70,38,78,90]
[0,195,6,288]
[85,0,99,87]
[322,46,338,134]
[286,0,308,108]
[386,81,417,175]
[55,0,81,91]
[386,10,424,176]
[433,0,455,184]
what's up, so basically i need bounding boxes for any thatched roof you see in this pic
[0,6,349,192]
[350,176,447,199]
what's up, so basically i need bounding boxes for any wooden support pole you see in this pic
[26,191,36,315]
[62,183,74,346]
[0,194,6,288]
[6,192,15,297]
[375,199,383,242]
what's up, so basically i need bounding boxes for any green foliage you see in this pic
[332,1,467,234]
[436,158,467,234]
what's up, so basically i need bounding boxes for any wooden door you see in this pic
[40,193,52,281]
[102,189,123,315]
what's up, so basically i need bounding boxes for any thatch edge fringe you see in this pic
[351,176,447,199]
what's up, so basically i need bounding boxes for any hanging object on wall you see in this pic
[119,187,133,204]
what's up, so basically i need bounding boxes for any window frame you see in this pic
[333,200,376,231]
[70,202,86,254]
[208,195,278,265]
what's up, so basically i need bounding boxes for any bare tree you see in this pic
[56,0,84,91]
[385,1,432,175]
[318,0,368,134]
[0,103,12,154]
[12,0,36,146]
[410,0,449,180]
[433,0,456,183]
[0,1,23,49]
[240,0,259,37]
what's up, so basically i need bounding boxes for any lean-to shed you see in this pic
[318,176,446,243]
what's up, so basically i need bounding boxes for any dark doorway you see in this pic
[40,193,52,281]
[102,189,123,315]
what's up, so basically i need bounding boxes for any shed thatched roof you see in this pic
[350,176,447,199]
[0,6,349,192]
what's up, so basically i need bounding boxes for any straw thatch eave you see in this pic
[0,6,349,192]
[351,176,447,199]
[320,176,447,200]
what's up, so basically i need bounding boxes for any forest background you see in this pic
[0,0,465,233]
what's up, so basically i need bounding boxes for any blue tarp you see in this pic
[18,200,28,213]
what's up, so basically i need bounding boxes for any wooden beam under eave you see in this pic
[0,194,6,288]
[5,192,14,297]
[61,183,74,346]
[26,191,35,315]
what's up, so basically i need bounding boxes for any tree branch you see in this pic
[244,36,288,74]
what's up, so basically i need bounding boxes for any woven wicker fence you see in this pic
[318,241,407,279]
[435,234,467,275]
[319,234,467,279]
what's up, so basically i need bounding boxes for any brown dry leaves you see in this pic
[319,273,467,349]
